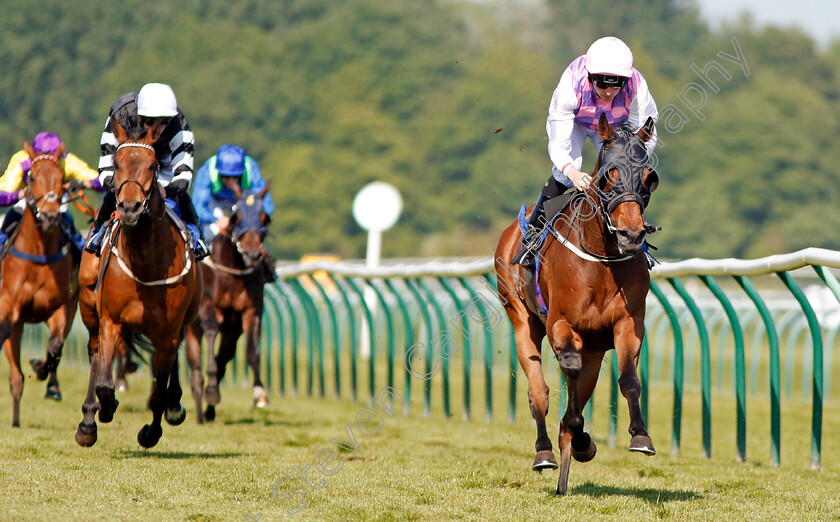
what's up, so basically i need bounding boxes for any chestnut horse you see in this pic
[0,142,79,425]
[75,120,202,447]
[185,185,271,423]
[495,113,660,495]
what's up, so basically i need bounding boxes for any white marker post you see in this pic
[352,182,403,359]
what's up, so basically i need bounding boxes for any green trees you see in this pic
[0,0,836,260]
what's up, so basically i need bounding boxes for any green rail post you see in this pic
[439,276,471,421]
[669,278,712,458]
[310,275,341,398]
[734,275,781,467]
[344,277,376,401]
[812,266,840,400]
[384,278,414,415]
[277,281,301,396]
[418,278,451,418]
[289,278,318,397]
[460,277,494,422]
[264,284,286,396]
[649,280,683,456]
[609,351,619,448]
[485,272,517,423]
[330,275,358,402]
[777,271,823,471]
[366,278,396,398]
[405,277,435,417]
[640,335,649,426]
[700,275,747,462]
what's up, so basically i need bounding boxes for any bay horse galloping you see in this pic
[496,113,660,495]
[0,142,79,426]
[185,185,271,423]
[75,120,202,447]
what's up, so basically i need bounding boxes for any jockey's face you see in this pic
[139,116,172,130]
[593,83,621,102]
[221,176,240,191]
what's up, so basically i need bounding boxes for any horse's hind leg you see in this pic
[164,352,187,426]
[138,344,178,448]
[243,309,268,408]
[510,312,554,471]
[202,313,221,412]
[3,325,24,427]
[184,320,204,424]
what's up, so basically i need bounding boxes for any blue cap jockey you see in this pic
[193,145,274,241]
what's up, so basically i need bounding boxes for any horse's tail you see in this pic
[123,329,155,363]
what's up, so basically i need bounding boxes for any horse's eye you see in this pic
[113,161,119,170]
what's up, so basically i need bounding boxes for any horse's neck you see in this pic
[118,210,176,262]
[212,235,244,268]
[16,207,62,254]
[557,193,617,257]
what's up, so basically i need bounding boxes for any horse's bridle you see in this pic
[114,142,160,218]
[592,133,655,236]
[25,154,63,224]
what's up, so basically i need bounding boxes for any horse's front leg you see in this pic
[138,340,178,448]
[164,350,187,426]
[243,308,268,408]
[615,317,655,455]
[32,307,72,400]
[75,309,101,446]
[548,320,603,495]
[4,325,24,427]
[93,320,121,424]
[202,308,221,412]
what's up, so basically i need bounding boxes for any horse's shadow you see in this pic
[554,481,703,502]
[222,418,312,427]
[114,450,245,460]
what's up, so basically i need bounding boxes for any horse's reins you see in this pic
[113,142,161,220]
[202,230,264,276]
[25,154,63,225]
[98,141,191,287]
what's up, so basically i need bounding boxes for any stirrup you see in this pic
[511,226,541,268]
[84,226,105,255]
[193,239,209,261]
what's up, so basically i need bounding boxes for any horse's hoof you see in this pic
[30,358,49,381]
[137,424,163,448]
[571,433,597,463]
[165,404,187,426]
[97,398,119,424]
[44,386,62,401]
[204,405,216,422]
[254,387,269,408]
[629,434,656,456]
[116,379,128,392]
[205,386,221,406]
[532,450,559,472]
[75,423,97,447]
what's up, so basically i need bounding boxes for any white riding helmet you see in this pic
[136,83,178,118]
[585,36,634,78]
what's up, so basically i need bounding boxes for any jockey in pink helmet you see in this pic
[512,36,659,269]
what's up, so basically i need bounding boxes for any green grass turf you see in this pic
[0,357,839,521]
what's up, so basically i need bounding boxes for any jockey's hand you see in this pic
[216,216,230,232]
[103,175,115,192]
[164,179,189,199]
[16,189,25,201]
[566,167,592,191]
[65,180,85,193]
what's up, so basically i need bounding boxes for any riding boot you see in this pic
[0,208,22,251]
[511,191,549,270]
[178,192,209,260]
[85,192,116,255]
[60,212,85,253]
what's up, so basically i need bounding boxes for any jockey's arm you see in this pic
[627,75,659,153]
[97,116,117,190]
[547,70,589,191]
[63,153,103,191]
[0,151,28,204]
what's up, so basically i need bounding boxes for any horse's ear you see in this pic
[111,118,128,143]
[257,181,270,200]
[24,142,35,159]
[637,117,655,143]
[643,167,659,193]
[229,210,241,229]
[54,141,65,160]
[597,113,614,142]
[143,119,163,144]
